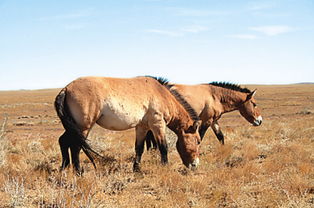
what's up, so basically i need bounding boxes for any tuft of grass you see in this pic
[4,177,26,207]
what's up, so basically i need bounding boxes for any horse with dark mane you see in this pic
[54,76,202,174]
[146,80,262,149]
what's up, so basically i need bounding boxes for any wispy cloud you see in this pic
[144,0,169,2]
[167,7,231,17]
[181,25,209,33]
[227,25,294,39]
[64,23,87,30]
[39,9,94,21]
[247,1,277,11]
[247,2,289,18]
[228,34,258,40]
[250,25,293,36]
[146,29,183,37]
[146,25,209,37]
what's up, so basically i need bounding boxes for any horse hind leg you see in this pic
[59,131,71,170]
[70,141,83,175]
[69,129,87,175]
[211,122,225,145]
[59,131,84,175]
[199,124,209,140]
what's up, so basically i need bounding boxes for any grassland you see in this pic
[0,84,313,207]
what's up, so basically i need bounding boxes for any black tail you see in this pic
[54,89,101,169]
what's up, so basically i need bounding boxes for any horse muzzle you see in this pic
[188,157,200,170]
[253,116,263,126]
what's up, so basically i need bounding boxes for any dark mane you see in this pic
[145,75,171,86]
[209,82,251,93]
[146,76,200,121]
[168,88,200,121]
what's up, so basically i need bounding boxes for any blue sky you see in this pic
[0,0,313,90]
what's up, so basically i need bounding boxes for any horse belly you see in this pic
[97,102,145,131]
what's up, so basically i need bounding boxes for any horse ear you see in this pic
[247,89,257,100]
[192,120,202,133]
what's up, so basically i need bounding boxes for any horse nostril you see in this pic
[189,157,200,170]
[253,116,263,126]
[190,163,197,170]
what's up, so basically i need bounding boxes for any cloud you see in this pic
[146,29,183,37]
[64,23,87,30]
[250,25,293,36]
[228,34,258,40]
[167,7,231,17]
[181,25,209,33]
[146,25,209,37]
[247,2,277,11]
[247,2,289,18]
[39,9,94,21]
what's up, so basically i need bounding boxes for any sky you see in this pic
[0,0,313,90]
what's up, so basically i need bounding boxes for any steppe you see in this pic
[0,84,313,207]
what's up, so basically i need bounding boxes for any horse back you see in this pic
[64,76,174,130]
[171,84,223,122]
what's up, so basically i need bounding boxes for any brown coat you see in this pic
[55,76,201,174]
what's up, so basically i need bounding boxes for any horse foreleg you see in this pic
[133,126,147,172]
[157,138,168,165]
[211,122,224,145]
[133,141,145,172]
[145,130,158,151]
[59,131,71,171]
[148,114,168,165]
[151,125,168,164]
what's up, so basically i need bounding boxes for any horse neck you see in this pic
[213,87,247,113]
[167,100,194,134]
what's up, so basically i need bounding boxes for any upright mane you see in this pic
[147,76,200,121]
[145,75,172,87]
[209,82,251,93]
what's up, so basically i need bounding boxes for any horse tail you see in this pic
[54,88,100,169]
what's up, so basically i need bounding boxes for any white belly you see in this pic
[96,99,146,131]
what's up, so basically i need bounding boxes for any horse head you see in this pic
[176,120,202,169]
[238,90,262,126]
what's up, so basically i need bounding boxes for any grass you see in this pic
[0,85,313,207]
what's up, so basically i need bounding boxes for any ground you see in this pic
[0,84,313,208]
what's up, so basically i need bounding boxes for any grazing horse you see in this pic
[146,81,262,149]
[54,76,202,174]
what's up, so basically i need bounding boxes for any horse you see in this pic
[145,81,262,150]
[54,76,202,174]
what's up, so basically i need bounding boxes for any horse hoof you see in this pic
[133,163,141,173]
[74,167,84,176]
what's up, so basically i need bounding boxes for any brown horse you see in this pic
[146,81,262,149]
[54,76,202,174]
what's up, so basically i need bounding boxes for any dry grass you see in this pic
[0,84,313,207]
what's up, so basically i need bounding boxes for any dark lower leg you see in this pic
[133,140,145,172]
[215,131,225,145]
[59,132,70,170]
[70,143,83,175]
[212,123,224,145]
[158,141,168,165]
[145,130,157,151]
[199,125,209,140]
